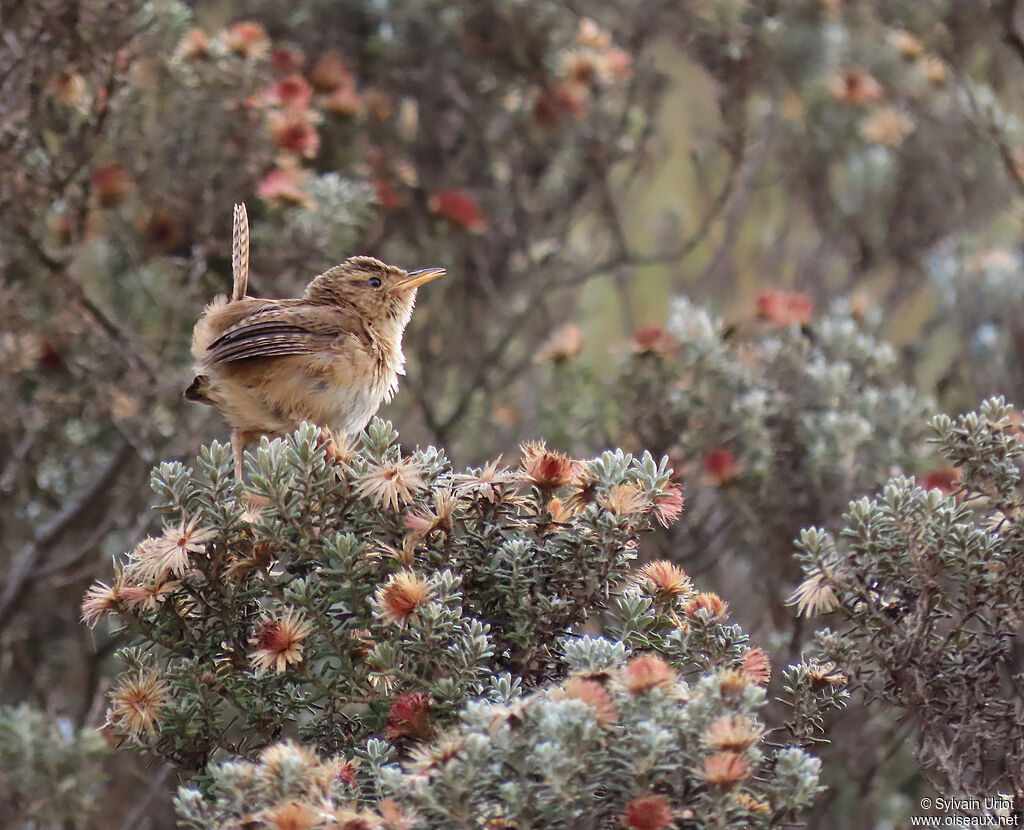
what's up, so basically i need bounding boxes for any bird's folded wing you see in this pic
[205,307,364,364]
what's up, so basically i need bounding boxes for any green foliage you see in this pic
[795,397,1024,798]
[0,704,109,830]
[86,423,843,827]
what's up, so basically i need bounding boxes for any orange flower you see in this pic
[601,482,649,519]
[559,676,618,727]
[622,794,673,830]
[756,289,813,326]
[310,51,354,93]
[257,802,320,830]
[702,447,741,486]
[633,560,692,603]
[429,189,487,232]
[859,106,914,146]
[535,324,583,364]
[631,324,678,357]
[804,659,847,690]
[264,74,313,108]
[519,441,578,489]
[829,67,884,105]
[250,609,313,673]
[620,654,676,694]
[685,592,728,621]
[374,571,434,625]
[91,165,131,208]
[704,716,764,752]
[268,109,321,158]
[700,751,751,788]
[177,28,211,61]
[717,668,751,698]
[386,691,434,740]
[739,647,771,686]
[223,22,270,60]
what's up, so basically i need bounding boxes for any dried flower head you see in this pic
[685,592,729,621]
[788,567,840,617]
[700,751,751,788]
[651,483,684,527]
[132,514,216,580]
[565,470,600,513]
[739,647,771,686]
[405,733,468,776]
[804,659,847,690]
[622,794,673,830]
[118,567,182,612]
[559,676,618,727]
[404,489,458,540]
[108,670,169,740]
[452,457,517,504]
[633,561,693,603]
[357,457,427,511]
[374,571,434,625]
[921,466,961,496]
[257,801,322,830]
[259,741,321,785]
[264,74,314,109]
[704,716,764,752]
[519,441,578,489]
[734,792,772,815]
[81,563,126,626]
[620,654,676,694]
[250,609,314,673]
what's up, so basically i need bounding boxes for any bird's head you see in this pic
[304,256,445,328]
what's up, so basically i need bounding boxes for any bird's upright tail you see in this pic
[231,202,249,301]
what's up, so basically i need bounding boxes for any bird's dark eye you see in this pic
[367,277,382,289]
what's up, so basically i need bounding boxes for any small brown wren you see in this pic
[186,205,444,478]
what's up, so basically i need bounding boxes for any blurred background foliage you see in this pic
[3,0,1024,826]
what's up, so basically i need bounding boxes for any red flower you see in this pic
[623,795,673,830]
[268,109,320,158]
[429,189,486,232]
[631,325,678,357]
[373,178,403,211]
[531,83,586,128]
[265,74,313,108]
[91,165,131,208]
[702,447,741,486]
[755,289,813,327]
[271,46,304,75]
[386,691,433,740]
[921,467,961,496]
[257,166,313,208]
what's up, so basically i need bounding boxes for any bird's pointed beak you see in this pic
[396,267,446,291]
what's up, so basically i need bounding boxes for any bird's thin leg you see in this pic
[232,429,245,482]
